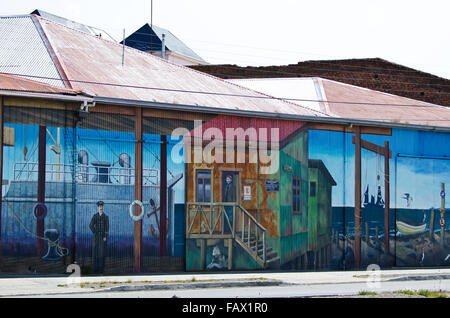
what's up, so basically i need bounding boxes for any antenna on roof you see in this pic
[122,28,125,66]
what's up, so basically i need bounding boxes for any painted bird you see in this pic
[402,193,413,207]
[419,247,425,265]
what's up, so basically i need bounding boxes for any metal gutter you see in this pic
[93,95,450,133]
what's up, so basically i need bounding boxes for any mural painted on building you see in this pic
[0,107,448,275]
[0,108,186,274]
[309,128,450,269]
[184,115,450,272]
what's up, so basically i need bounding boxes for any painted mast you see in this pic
[441,183,446,248]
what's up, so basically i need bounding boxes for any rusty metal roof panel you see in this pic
[35,16,323,117]
[0,15,65,88]
[0,73,81,95]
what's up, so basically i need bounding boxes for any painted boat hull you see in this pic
[396,220,426,235]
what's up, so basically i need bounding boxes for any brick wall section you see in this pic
[189,58,450,106]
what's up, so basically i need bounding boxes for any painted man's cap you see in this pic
[97,201,104,206]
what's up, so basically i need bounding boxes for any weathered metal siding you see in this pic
[0,16,64,87]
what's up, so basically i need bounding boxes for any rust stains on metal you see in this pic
[0,73,81,95]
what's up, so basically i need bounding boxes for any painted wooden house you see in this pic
[307,159,336,269]
[184,114,316,271]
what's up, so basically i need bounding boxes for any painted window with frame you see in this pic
[292,176,302,214]
[196,170,212,202]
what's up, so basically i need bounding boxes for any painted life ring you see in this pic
[33,203,47,221]
[129,200,145,222]
[440,217,445,228]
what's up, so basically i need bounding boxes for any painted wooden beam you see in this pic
[352,136,392,158]
[384,140,390,254]
[160,135,167,256]
[37,126,46,256]
[3,96,79,111]
[134,107,143,272]
[309,123,392,136]
[354,126,362,269]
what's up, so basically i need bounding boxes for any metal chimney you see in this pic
[161,33,166,60]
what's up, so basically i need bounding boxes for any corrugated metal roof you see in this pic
[229,77,450,127]
[35,16,322,117]
[226,78,326,113]
[0,73,81,95]
[31,9,116,42]
[320,79,450,127]
[0,15,65,88]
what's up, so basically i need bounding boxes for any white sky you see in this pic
[3,0,450,79]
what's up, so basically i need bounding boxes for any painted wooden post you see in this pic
[37,126,47,256]
[440,183,445,248]
[160,135,167,256]
[384,141,390,254]
[354,127,362,269]
[228,238,233,270]
[200,239,205,270]
[429,208,435,240]
[375,226,379,242]
[366,222,370,243]
[133,107,143,272]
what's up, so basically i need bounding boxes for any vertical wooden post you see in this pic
[228,238,233,270]
[160,135,167,256]
[384,141,390,254]
[37,126,47,256]
[134,108,143,272]
[366,222,369,243]
[200,239,205,270]
[354,127,362,269]
[430,208,435,240]
[375,226,379,242]
[441,183,445,248]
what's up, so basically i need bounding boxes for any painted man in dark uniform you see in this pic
[223,175,236,233]
[89,201,109,274]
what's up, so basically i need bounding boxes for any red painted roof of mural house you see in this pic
[189,115,306,143]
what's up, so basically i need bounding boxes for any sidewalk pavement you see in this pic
[0,268,449,297]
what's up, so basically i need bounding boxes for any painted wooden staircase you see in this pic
[186,202,280,269]
[236,233,280,269]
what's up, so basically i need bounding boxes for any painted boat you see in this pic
[396,220,426,235]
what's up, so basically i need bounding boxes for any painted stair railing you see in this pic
[186,202,279,269]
